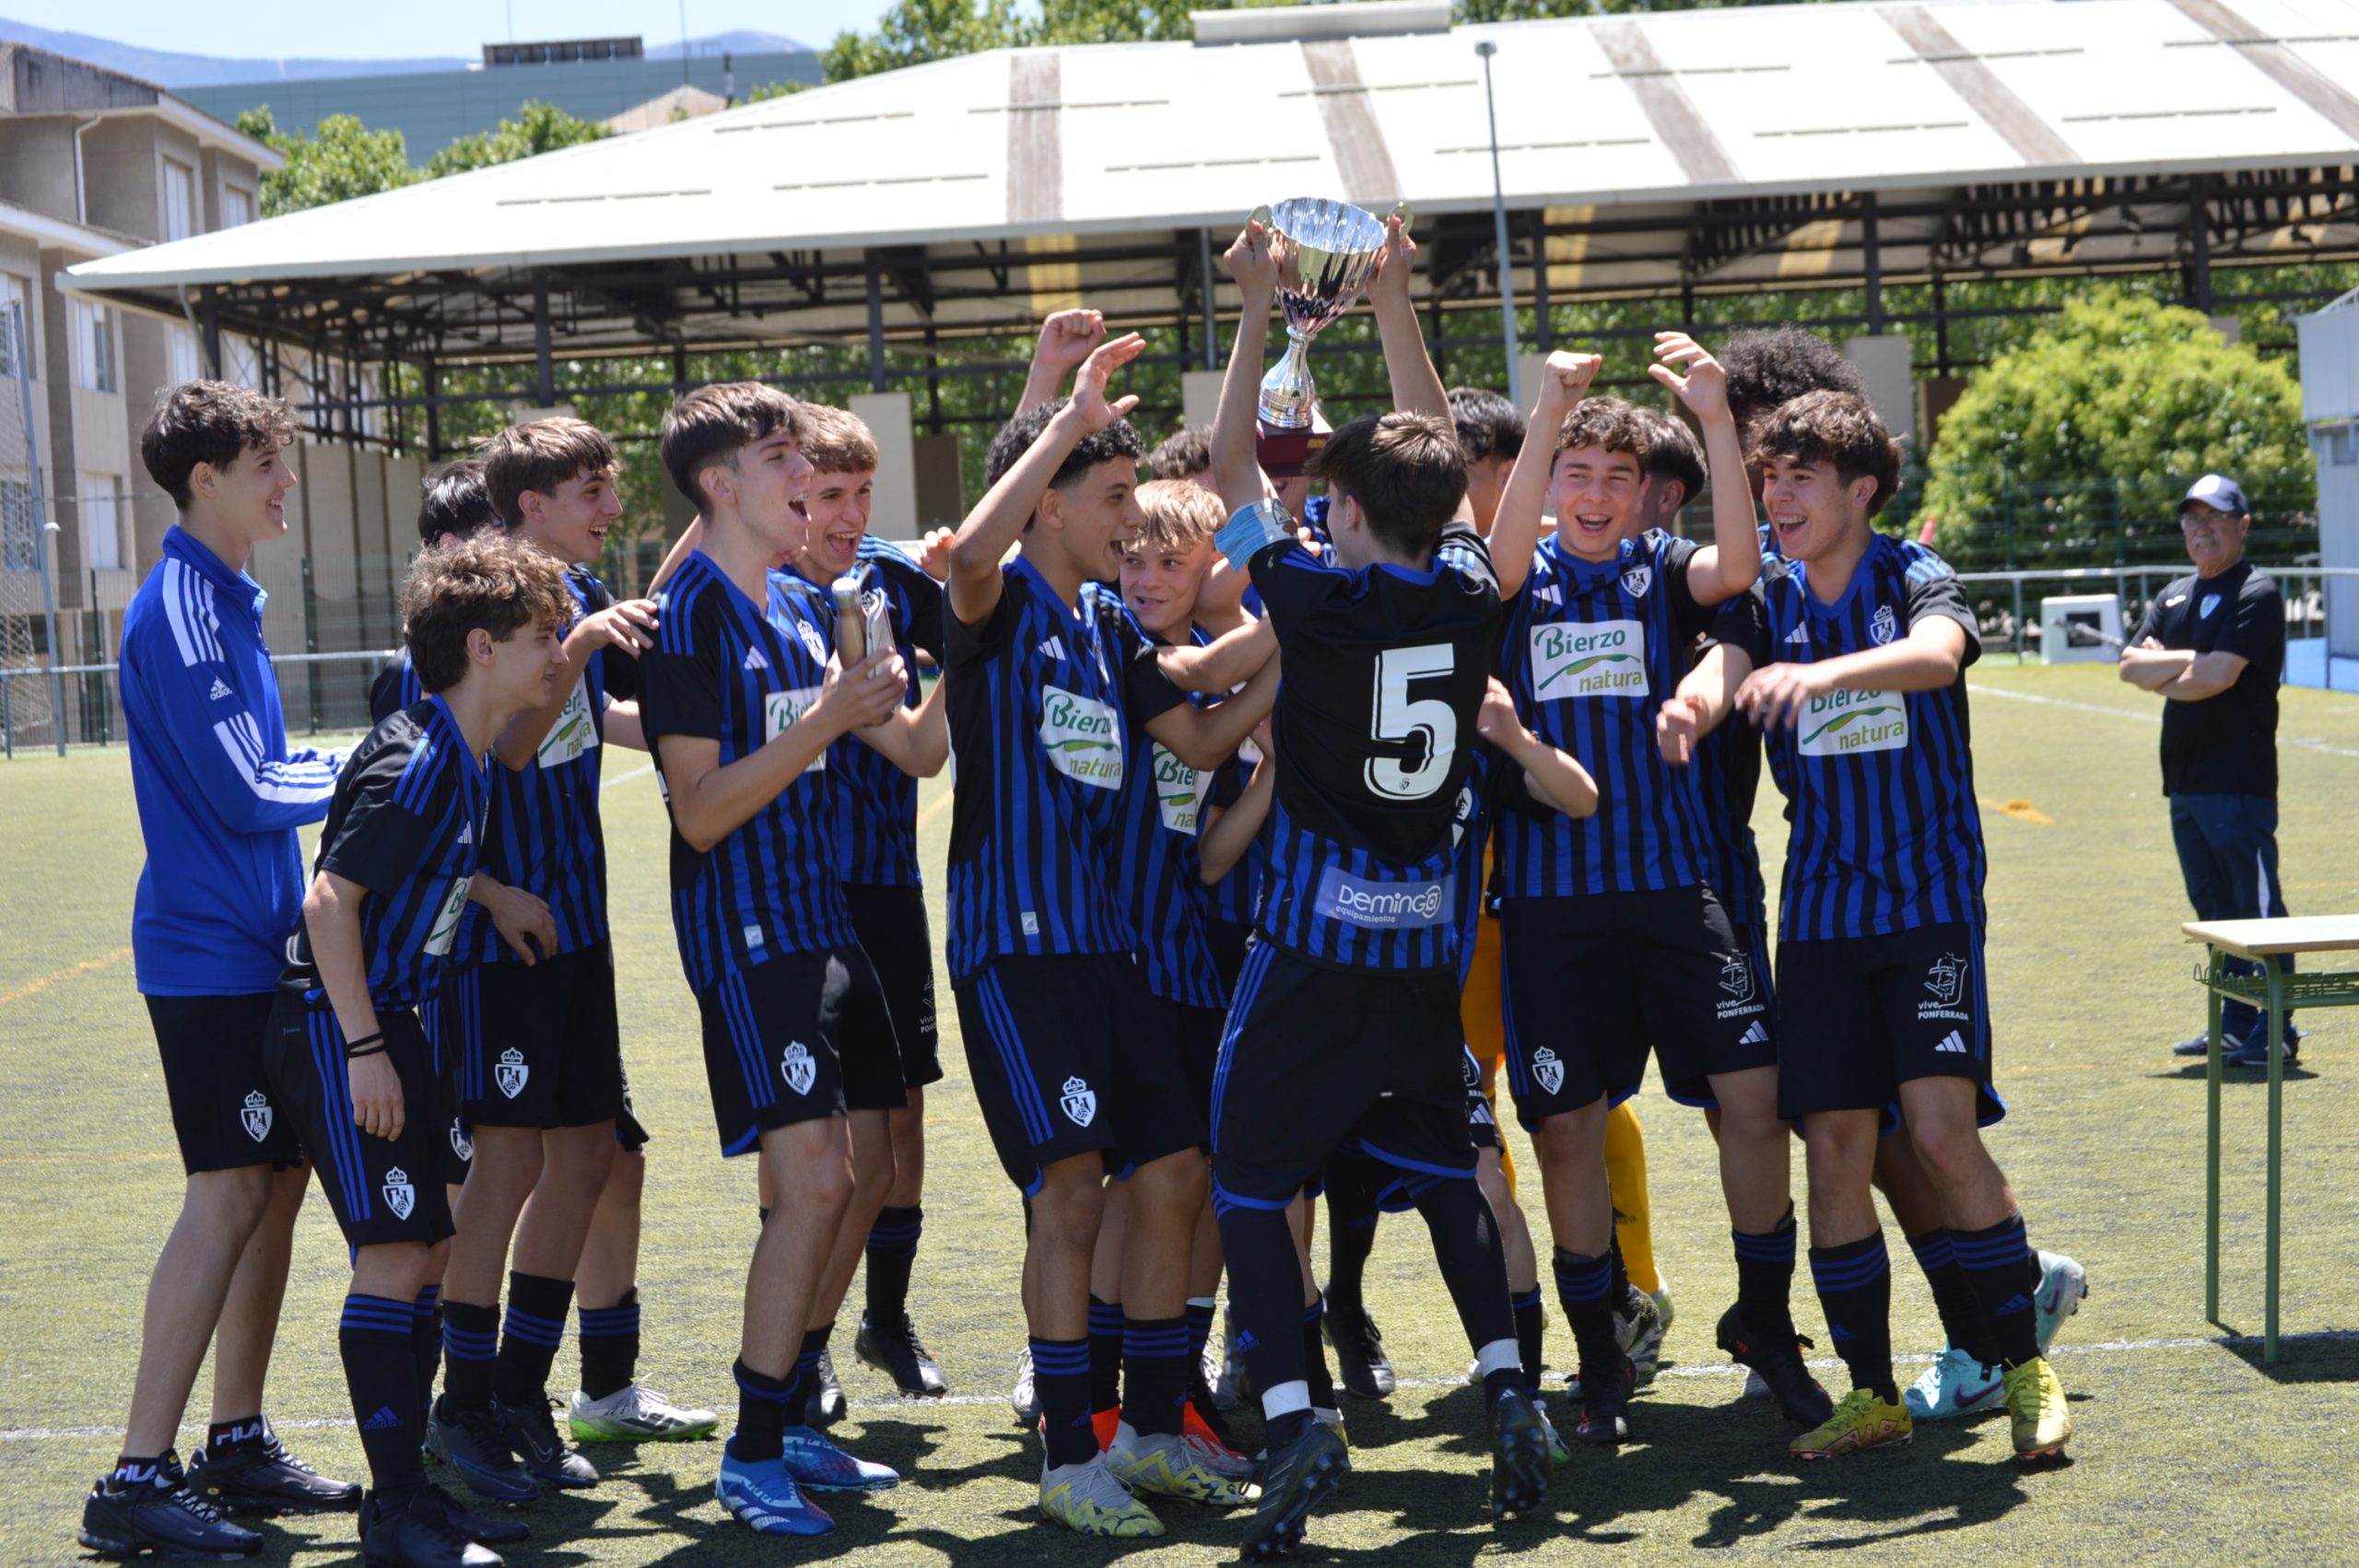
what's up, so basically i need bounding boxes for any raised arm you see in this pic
[493,600,658,771]
[1367,214,1447,422]
[1492,352,1600,599]
[1210,220,1284,519]
[948,333,1145,628]
[1156,614,1276,693]
[1477,677,1598,818]
[1649,333,1760,605]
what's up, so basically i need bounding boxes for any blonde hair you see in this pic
[1134,479,1224,553]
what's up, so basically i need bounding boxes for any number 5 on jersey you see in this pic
[1367,644,1455,802]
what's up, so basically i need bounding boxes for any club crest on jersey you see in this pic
[450,1118,474,1163]
[1061,1075,1097,1128]
[781,1041,816,1097]
[495,1047,529,1099]
[1870,605,1898,646]
[1798,688,1907,757]
[1531,619,1649,698]
[2201,593,2222,620]
[1531,1047,1566,1096]
[382,1167,416,1221]
[240,1090,273,1142]
[796,620,828,665]
[1620,566,1653,599]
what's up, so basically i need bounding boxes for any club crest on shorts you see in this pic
[1719,952,1755,1003]
[1924,952,1968,1009]
[495,1047,530,1099]
[1620,566,1653,599]
[1532,1047,1565,1097]
[382,1167,416,1221]
[450,1118,474,1163]
[781,1041,816,1097]
[240,1090,273,1142]
[1061,1075,1097,1128]
[1870,605,1898,646]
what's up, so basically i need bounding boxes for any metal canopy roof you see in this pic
[54,0,2359,373]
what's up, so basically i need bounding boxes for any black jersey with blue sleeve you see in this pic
[1693,589,1772,922]
[458,568,634,965]
[943,556,1187,983]
[1494,530,1718,900]
[821,536,946,888]
[288,693,488,1013]
[370,649,422,726]
[638,551,857,995]
[1759,534,1985,941]
[1225,511,1501,974]
[1113,620,1226,1009]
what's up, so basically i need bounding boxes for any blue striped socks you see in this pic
[494,1270,574,1408]
[577,1289,640,1401]
[1121,1316,1191,1437]
[1951,1213,2042,1368]
[1032,1338,1095,1468]
[440,1300,498,1411]
[1553,1246,1619,1382]
[1732,1211,1799,1339]
[1809,1232,1895,1400]
[342,1293,427,1498]
[864,1205,922,1326]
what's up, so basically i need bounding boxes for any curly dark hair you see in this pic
[983,400,1144,510]
[140,380,297,509]
[1552,395,1651,462]
[1718,328,1867,441]
[1145,424,1212,481]
[401,531,574,693]
[417,460,497,547]
[1311,411,1466,558]
[1632,408,1705,508]
[1747,391,1901,517]
[1448,385,1524,465]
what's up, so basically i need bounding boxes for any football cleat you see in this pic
[1573,1355,1634,1445]
[495,1398,597,1491]
[1487,1387,1553,1518]
[1323,1304,1396,1400]
[357,1489,500,1568]
[1619,1285,1666,1385]
[418,1483,528,1547]
[1106,1423,1254,1506]
[2034,1250,2089,1351]
[1241,1420,1349,1560]
[715,1445,835,1536]
[2003,1357,2071,1462]
[569,1384,719,1443]
[189,1422,362,1515]
[427,1399,537,1504]
[1789,1388,1912,1459]
[1716,1305,1836,1428]
[1904,1346,2005,1422]
[1038,1453,1164,1538]
[1091,1407,1120,1453]
[854,1311,948,1398]
[777,1425,898,1492]
[803,1347,847,1430]
[1213,1319,1251,1410]
[77,1466,263,1561]
[1010,1346,1040,1427]
[1534,1400,1572,1468]
[1184,1393,1245,1458]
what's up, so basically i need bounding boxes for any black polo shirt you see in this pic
[2131,560,2283,799]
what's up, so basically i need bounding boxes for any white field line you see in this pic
[1969,682,2359,756]
[601,761,654,789]
[8,1329,2353,1444]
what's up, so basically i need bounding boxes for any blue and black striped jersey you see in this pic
[1113,621,1226,1009]
[807,536,946,889]
[1759,534,1986,941]
[1203,738,1267,932]
[369,650,422,725]
[638,552,857,994]
[1241,521,1500,974]
[1495,530,1719,900]
[288,692,488,1012]
[943,557,1186,983]
[456,568,637,964]
[1693,590,1771,925]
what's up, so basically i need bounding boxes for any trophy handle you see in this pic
[1391,202,1414,235]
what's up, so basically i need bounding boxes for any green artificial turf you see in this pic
[2,660,2354,1564]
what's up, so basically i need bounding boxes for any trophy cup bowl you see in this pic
[1255,196,1399,429]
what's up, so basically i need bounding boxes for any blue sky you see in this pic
[8,0,899,58]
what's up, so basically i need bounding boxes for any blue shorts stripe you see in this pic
[1352,1139,1475,1181]
[976,971,1053,1144]
[1208,941,1274,1153]
[718,972,773,1111]
[308,1012,371,1223]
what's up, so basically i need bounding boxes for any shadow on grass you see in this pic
[2215,1332,2359,1386]
[2154,1062,2322,1084]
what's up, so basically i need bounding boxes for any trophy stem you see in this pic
[1258,330,1319,429]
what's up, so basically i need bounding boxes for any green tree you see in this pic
[1917,290,2314,569]
[236,107,415,217]
[423,100,607,179]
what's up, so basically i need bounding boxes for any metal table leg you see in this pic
[2265,965,2284,1365]
[2205,947,2224,1325]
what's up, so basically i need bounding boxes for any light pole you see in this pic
[1474,39,1521,404]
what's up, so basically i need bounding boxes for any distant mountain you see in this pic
[0,17,808,90]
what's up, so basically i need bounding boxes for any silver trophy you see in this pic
[1254,196,1411,429]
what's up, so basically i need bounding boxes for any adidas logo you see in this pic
[1829,1324,1856,1342]
[1235,1329,1258,1352]
[456,822,474,846]
[743,649,769,672]
[1739,1020,1770,1047]
[1933,1030,1968,1055]
[1038,636,1068,664]
[207,677,233,701]
[1783,624,1811,644]
[1994,1293,2032,1317]
[361,1406,404,1432]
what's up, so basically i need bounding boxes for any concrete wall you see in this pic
[0,118,79,218]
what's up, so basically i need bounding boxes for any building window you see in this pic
[72,301,115,392]
[162,158,195,241]
[166,323,204,388]
[222,186,256,228]
[0,275,29,377]
[79,472,123,572]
